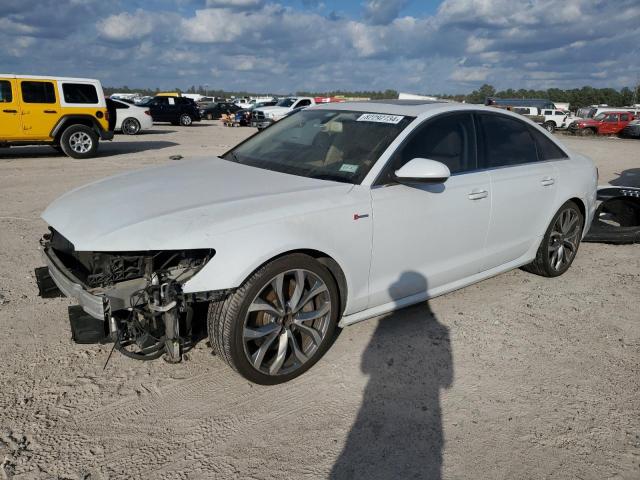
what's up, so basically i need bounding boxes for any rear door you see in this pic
[0,77,21,140]
[478,112,558,269]
[18,79,60,139]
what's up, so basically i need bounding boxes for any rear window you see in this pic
[528,127,568,161]
[0,80,11,103]
[21,81,56,103]
[62,83,99,104]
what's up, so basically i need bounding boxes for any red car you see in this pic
[568,111,636,136]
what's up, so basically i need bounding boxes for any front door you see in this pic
[599,113,619,135]
[368,112,491,307]
[0,78,21,140]
[18,79,60,139]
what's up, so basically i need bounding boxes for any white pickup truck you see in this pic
[251,97,316,129]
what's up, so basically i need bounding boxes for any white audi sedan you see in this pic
[38,101,597,384]
[110,98,153,135]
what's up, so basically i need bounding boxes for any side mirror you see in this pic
[394,158,451,183]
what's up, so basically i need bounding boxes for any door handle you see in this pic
[468,189,488,200]
[43,110,57,114]
[2,109,17,113]
[541,177,555,186]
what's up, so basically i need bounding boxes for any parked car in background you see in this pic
[200,102,242,120]
[568,111,635,136]
[252,97,316,129]
[0,74,114,158]
[540,109,570,133]
[37,101,597,384]
[109,98,153,135]
[137,96,201,126]
[621,119,640,138]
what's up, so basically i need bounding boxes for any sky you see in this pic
[1,0,639,94]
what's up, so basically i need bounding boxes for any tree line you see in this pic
[103,84,639,109]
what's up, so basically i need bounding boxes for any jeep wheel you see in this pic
[543,121,556,133]
[60,125,98,159]
[122,117,141,135]
[582,128,595,136]
[179,114,193,126]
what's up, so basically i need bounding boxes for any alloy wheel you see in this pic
[123,118,140,135]
[548,207,581,271]
[69,132,93,153]
[242,269,332,376]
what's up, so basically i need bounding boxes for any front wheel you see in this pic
[543,121,556,133]
[59,125,98,159]
[179,114,193,126]
[207,254,339,384]
[523,201,584,277]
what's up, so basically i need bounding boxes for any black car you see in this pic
[200,102,242,120]
[138,96,201,126]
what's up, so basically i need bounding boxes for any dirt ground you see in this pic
[0,123,638,480]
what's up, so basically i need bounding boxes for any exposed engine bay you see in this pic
[36,228,223,363]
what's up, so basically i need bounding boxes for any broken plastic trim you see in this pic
[584,186,640,244]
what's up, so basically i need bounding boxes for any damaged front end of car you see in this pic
[35,228,223,362]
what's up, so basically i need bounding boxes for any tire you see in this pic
[121,117,141,135]
[179,114,193,126]
[207,253,339,385]
[582,128,595,136]
[523,200,584,277]
[59,125,98,159]
[543,121,556,133]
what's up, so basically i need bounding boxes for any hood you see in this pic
[42,157,352,251]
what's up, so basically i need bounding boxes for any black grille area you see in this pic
[47,229,213,288]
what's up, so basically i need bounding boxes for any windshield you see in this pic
[276,98,296,107]
[593,113,607,121]
[222,109,414,184]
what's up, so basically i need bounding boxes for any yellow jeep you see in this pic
[0,75,114,158]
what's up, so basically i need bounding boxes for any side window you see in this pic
[394,113,476,175]
[528,127,568,161]
[113,101,129,109]
[21,81,56,103]
[620,114,630,122]
[0,80,12,103]
[604,114,617,123]
[62,83,98,104]
[544,110,552,115]
[556,111,564,116]
[479,113,538,167]
[168,97,176,105]
[154,97,168,105]
[296,100,311,108]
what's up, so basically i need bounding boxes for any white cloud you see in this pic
[98,10,153,41]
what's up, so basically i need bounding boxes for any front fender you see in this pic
[182,200,372,315]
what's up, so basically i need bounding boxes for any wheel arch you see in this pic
[242,248,349,316]
[51,115,102,141]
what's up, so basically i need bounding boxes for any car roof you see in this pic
[312,100,515,117]
[0,74,100,83]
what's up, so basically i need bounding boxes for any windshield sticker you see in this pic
[339,164,359,173]
[357,113,404,124]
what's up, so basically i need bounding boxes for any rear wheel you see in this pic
[179,114,193,126]
[523,201,584,277]
[121,117,141,135]
[59,125,98,159]
[207,254,339,384]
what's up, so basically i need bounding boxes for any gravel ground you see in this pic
[0,123,638,479]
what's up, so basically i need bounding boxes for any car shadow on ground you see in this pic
[331,272,453,480]
[609,168,640,188]
[0,141,179,159]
